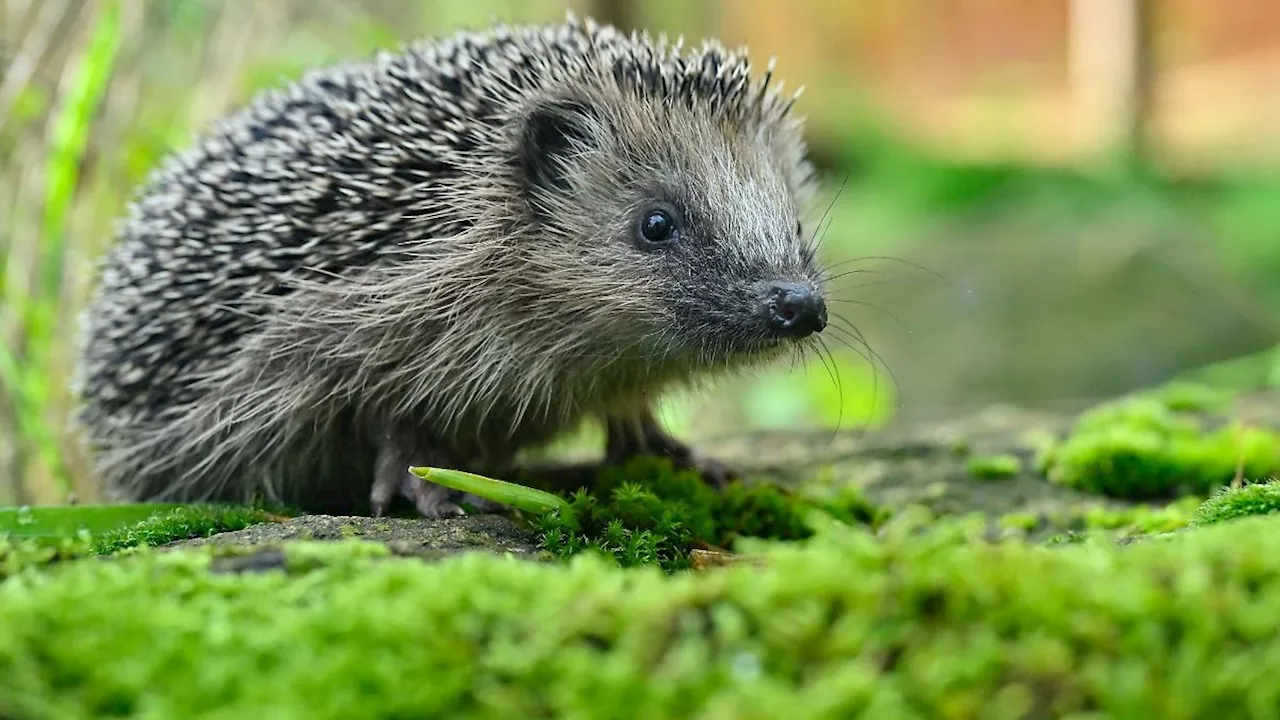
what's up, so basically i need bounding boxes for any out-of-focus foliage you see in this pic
[7,511,1280,717]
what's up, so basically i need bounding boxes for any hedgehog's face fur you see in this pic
[511,81,827,378]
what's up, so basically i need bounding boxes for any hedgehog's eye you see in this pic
[637,208,677,247]
[795,219,803,238]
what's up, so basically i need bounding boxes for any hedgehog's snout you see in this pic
[755,281,827,339]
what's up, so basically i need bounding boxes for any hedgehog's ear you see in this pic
[518,97,602,195]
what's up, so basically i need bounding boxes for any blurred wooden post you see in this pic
[1069,0,1155,165]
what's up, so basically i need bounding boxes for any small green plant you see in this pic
[1191,479,1280,527]
[997,511,1040,534]
[1074,496,1202,536]
[1150,381,1232,413]
[90,504,281,554]
[1040,394,1280,500]
[966,453,1022,480]
[0,535,95,581]
[1,503,286,576]
[537,456,856,571]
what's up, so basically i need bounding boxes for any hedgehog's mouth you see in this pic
[698,320,820,368]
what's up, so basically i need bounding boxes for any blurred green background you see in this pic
[3,0,1279,505]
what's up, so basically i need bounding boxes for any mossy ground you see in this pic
[1036,385,1280,500]
[1,458,880,574]
[6,511,1280,719]
[535,456,884,571]
[5,384,1280,717]
[89,504,283,554]
[1191,479,1280,527]
[965,453,1022,481]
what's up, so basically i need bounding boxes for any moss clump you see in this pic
[90,504,282,555]
[966,453,1021,480]
[1148,380,1232,413]
[0,537,94,581]
[5,515,1280,717]
[808,484,889,529]
[997,511,1040,534]
[1192,479,1280,527]
[1039,394,1280,500]
[537,456,878,571]
[998,496,1199,542]
[1059,495,1202,539]
[2,504,284,576]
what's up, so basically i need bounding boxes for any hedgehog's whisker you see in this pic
[814,336,845,445]
[825,319,902,407]
[807,171,849,259]
[825,298,912,333]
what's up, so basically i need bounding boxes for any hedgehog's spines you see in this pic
[74,15,819,513]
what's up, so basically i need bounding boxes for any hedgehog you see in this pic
[72,14,831,518]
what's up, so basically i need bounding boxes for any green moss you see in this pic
[1075,496,1202,535]
[1045,529,1089,545]
[537,456,879,571]
[1192,479,1280,527]
[997,511,1040,534]
[0,536,94,581]
[89,504,281,555]
[0,503,188,541]
[12,458,870,576]
[810,484,890,528]
[1000,497,1199,544]
[966,453,1022,480]
[1040,394,1280,500]
[1025,428,1059,476]
[1148,381,1232,413]
[5,515,1280,717]
[2,504,284,578]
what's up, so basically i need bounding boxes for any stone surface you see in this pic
[172,513,541,562]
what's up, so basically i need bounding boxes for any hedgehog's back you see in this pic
[74,38,492,429]
[68,19,578,509]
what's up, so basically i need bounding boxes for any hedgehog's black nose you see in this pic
[761,282,827,339]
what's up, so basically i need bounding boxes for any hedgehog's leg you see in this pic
[604,408,738,488]
[369,427,503,518]
[370,428,468,519]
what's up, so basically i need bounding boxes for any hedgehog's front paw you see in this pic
[370,459,467,519]
[605,410,741,489]
[635,428,741,489]
[684,455,739,489]
[371,434,466,519]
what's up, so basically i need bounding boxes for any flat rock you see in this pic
[171,513,541,563]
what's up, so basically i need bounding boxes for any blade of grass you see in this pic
[408,466,570,515]
[7,0,122,497]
